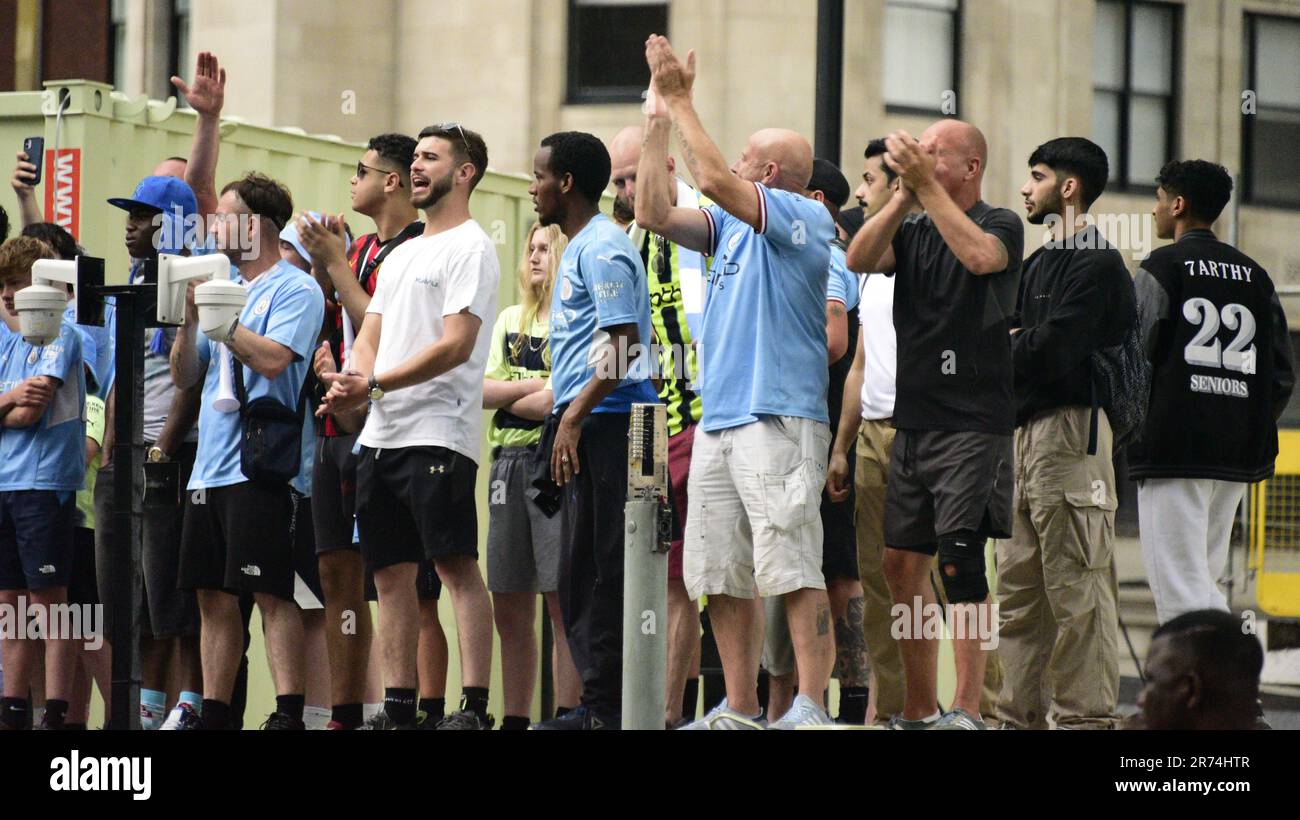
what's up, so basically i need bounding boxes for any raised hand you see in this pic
[170,51,226,118]
[11,151,37,194]
[645,35,695,105]
[883,130,937,194]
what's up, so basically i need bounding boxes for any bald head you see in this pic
[608,125,644,172]
[152,157,187,179]
[918,119,987,198]
[739,128,814,192]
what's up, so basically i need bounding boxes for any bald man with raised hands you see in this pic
[635,35,836,730]
[845,121,1023,730]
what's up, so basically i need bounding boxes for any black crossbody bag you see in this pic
[232,357,308,484]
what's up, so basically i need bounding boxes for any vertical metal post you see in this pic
[814,0,845,162]
[107,288,146,729]
[621,404,669,730]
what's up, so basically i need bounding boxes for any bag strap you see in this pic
[231,347,248,420]
[1087,376,1100,457]
[229,346,311,418]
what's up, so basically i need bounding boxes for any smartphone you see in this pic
[22,136,44,186]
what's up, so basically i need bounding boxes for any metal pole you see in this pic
[107,289,144,729]
[621,404,669,730]
[814,0,845,162]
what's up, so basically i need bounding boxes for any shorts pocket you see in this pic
[760,460,820,533]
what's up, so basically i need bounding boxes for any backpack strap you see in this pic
[1087,376,1100,457]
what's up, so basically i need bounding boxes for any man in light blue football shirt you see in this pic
[527,131,659,731]
[636,35,837,729]
[170,172,324,730]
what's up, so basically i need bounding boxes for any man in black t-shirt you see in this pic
[997,137,1133,730]
[846,120,1023,730]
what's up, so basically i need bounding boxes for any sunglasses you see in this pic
[437,121,468,145]
[356,162,403,188]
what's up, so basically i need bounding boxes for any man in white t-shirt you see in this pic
[319,124,501,730]
[826,139,903,724]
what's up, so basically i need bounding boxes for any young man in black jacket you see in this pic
[997,138,1132,729]
[1131,160,1295,624]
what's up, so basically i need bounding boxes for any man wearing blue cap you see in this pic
[93,172,207,730]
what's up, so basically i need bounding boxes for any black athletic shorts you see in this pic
[820,438,859,581]
[178,481,295,599]
[884,428,1013,554]
[355,445,478,572]
[290,490,324,608]
[0,490,76,590]
[68,527,99,606]
[312,434,360,555]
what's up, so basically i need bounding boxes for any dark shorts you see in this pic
[95,446,203,639]
[884,428,1013,553]
[290,491,324,609]
[312,434,360,555]
[68,528,99,606]
[666,424,696,582]
[178,481,296,599]
[821,437,859,581]
[355,445,478,572]
[0,490,77,590]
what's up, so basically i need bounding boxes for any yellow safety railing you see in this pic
[1250,429,1300,617]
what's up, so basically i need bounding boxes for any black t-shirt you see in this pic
[890,201,1024,434]
[1012,225,1134,426]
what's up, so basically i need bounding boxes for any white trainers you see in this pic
[678,698,766,730]
[768,694,834,730]
[929,707,987,730]
[160,702,201,731]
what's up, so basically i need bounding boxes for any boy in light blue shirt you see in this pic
[0,235,87,730]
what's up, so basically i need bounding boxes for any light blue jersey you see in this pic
[0,319,87,492]
[549,213,658,413]
[63,299,116,398]
[697,182,834,432]
[188,260,324,492]
[826,243,859,312]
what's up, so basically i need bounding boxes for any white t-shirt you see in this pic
[859,273,896,421]
[358,220,500,461]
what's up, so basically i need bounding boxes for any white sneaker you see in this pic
[160,702,201,730]
[679,698,766,730]
[768,694,834,729]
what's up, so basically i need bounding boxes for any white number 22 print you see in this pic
[1183,297,1257,374]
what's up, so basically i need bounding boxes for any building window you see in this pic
[882,0,960,115]
[1092,0,1180,190]
[1243,14,1300,208]
[170,0,192,106]
[109,0,127,88]
[567,0,668,104]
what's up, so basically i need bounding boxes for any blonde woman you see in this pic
[482,223,580,729]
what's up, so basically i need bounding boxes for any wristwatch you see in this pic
[368,376,384,402]
[146,446,169,463]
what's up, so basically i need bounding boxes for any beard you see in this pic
[412,169,455,210]
[612,193,635,225]
[1026,184,1065,225]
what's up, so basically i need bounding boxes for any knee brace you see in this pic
[936,531,988,604]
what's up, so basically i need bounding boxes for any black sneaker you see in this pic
[434,708,494,730]
[531,706,588,730]
[359,710,417,730]
[260,711,306,730]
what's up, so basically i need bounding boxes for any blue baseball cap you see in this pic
[107,175,198,218]
[108,176,199,256]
